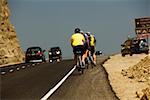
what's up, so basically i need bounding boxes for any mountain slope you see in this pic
[0,0,24,66]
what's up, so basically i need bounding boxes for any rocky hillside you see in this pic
[103,54,150,100]
[121,56,150,99]
[0,0,24,66]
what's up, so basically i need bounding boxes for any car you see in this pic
[25,46,46,63]
[130,38,149,54]
[121,39,133,57]
[138,39,149,54]
[121,44,133,57]
[121,37,149,57]
[48,47,62,63]
[95,50,102,55]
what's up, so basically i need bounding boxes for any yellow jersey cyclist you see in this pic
[85,32,97,66]
[70,28,86,67]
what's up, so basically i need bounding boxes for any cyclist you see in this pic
[80,30,89,59]
[85,32,97,66]
[70,28,86,67]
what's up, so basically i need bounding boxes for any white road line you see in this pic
[32,64,35,66]
[17,68,20,70]
[27,65,30,67]
[40,65,76,100]
[22,66,26,69]
[9,69,14,72]
[1,72,6,75]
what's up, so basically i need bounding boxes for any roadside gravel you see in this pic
[103,54,149,100]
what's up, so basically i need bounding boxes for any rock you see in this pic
[0,0,24,67]
[136,88,150,100]
[136,91,144,98]
[121,56,150,99]
[121,69,127,76]
[121,56,150,82]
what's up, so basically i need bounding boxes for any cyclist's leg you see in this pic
[91,46,96,65]
[82,48,88,60]
[85,43,90,64]
[88,46,93,62]
[73,46,77,66]
[86,50,90,64]
[78,45,86,67]
[84,42,89,59]
[82,49,88,66]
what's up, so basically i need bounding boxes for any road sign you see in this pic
[137,33,150,39]
[135,17,150,35]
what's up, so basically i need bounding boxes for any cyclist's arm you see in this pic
[82,36,86,44]
[94,37,96,45]
[70,38,73,47]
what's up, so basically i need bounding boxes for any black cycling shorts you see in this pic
[84,42,88,51]
[90,46,95,56]
[73,45,85,56]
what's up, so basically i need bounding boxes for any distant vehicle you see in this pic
[48,47,62,63]
[128,38,149,54]
[121,44,133,57]
[25,47,46,63]
[95,50,102,55]
[121,38,149,57]
[131,38,140,53]
[121,39,133,57]
[138,38,149,54]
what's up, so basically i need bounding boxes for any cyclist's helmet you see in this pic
[86,32,91,36]
[80,30,84,34]
[74,28,80,33]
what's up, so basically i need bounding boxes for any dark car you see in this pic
[129,38,149,54]
[95,50,102,56]
[121,39,133,57]
[25,47,46,63]
[121,38,149,57]
[48,47,62,63]
[138,39,149,54]
[121,44,133,57]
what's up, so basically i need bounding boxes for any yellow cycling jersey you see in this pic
[71,33,85,46]
[90,35,95,46]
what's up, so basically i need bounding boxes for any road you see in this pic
[1,56,119,100]
[49,56,119,100]
[1,60,74,100]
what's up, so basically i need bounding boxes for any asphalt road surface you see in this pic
[49,56,119,100]
[1,56,119,100]
[1,60,74,100]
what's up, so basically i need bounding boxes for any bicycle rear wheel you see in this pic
[78,55,84,74]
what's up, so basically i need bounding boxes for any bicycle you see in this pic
[75,50,85,74]
[85,57,90,69]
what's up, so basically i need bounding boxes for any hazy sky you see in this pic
[8,0,150,58]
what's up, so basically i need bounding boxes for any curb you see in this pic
[101,55,120,100]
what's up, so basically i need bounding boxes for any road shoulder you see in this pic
[103,54,148,100]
